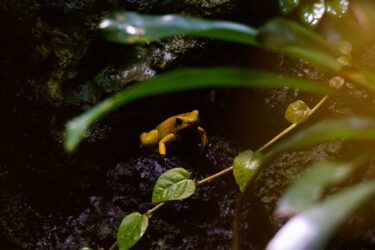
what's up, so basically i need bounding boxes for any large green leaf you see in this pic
[298,0,326,28]
[279,0,300,14]
[276,159,364,218]
[64,67,334,152]
[272,116,375,154]
[233,150,264,192]
[100,12,257,45]
[152,168,196,202]
[326,0,350,17]
[117,212,149,250]
[257,18,341,72]
[267,182,375,250]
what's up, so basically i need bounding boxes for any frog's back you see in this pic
[156,116,176,139]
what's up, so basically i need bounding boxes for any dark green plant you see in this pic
[279,0,350,27]
[65,11,375,250]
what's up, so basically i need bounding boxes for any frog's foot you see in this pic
[198,126,207,147]
[159,133,177,156]
[140,129,159,146]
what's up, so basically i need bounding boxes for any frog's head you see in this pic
[175,110,199,131]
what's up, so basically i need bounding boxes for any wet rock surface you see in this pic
[0,137,240,249]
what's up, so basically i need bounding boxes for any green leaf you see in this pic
[267,182,375,250]
[326,0,350,18]
[298,0,326,28]
[64,67,334,152]
[233,150,263,192]
[257,18,341,72]
[276,159,363,218]
[284,100,311,124]
[80,248,94,250]
[117,212,149,250]
[152,168,196,202]
[279,0,300,14]
[272,116,375,154]
[100,12,257,45]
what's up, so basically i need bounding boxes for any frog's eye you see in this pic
[176,118,183,127]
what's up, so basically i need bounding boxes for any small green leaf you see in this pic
[279,0,300,14]
[80,248,94,250]
[284,100,311,124]
[100,12,257,45]
[233,150,263,192]
[326,0,350,18]
[117,212,149,250]
[298,0,326,28]
[276,159,363,217]
[272,116,375,154]
[267,182,375,250]
[152,168,196,202]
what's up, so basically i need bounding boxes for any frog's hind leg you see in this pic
[159,133,177,156]
[198,126,207,147]
[140,129,159,146]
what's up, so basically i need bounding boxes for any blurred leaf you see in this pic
[117,212,149,250]
[326,0,350,17]
[257,18,341,72]
[298,0,326,28]
[279,0,300,14]
[152,168,196,202]
[272,116,375,154]
[100,12,257,45]
[233,150,264,192]
[276,158,365,218]
[267,182,375,250]
[80,248,93,250]
[64,67,334,152]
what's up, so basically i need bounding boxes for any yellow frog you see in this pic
[140,110,207,155]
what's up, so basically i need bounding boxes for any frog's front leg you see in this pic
[140,129,159,146]
[198,126,207,147]
[159,133,177,155]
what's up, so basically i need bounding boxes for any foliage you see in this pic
[68,9,375,250]
[117,212,149,250]
[233,150,264,192]
[279,0,350,27]
[268,181,375,250]
[152,168,195,202]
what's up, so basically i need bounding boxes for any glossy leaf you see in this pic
[326,0,350,17]
[233,150,263,192]
[279,0,300,14]
[284,100,311,124]
[276,159,363,218]
[257,18,341,72]
[272,116,375,154]
[64,67,334,152]
[267,182,375,250]
[298,0,326,28]
[152,168,196,202]
[117,212,149,250]
[100,12,257,45]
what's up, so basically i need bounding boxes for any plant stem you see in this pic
[194,95,328,185]
[108,241,117,250]
[145,202,165,218]
[196,166,234,186]
[257,123,298,153]
[309,95,328,116]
